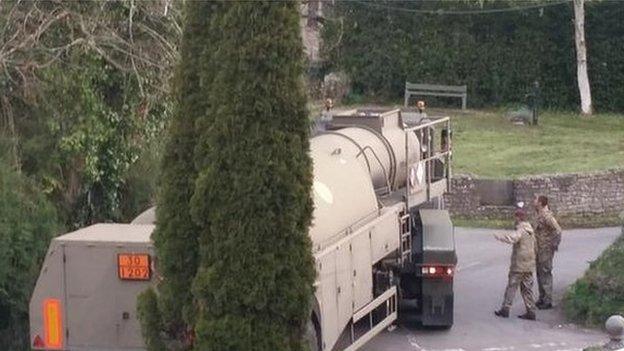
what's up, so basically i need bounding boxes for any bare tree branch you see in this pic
[0,0,182,141]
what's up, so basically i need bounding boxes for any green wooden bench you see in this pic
[404,82,468,110]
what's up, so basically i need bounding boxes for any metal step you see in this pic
[345,287,398,351]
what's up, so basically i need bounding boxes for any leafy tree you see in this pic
[36,53,154,225]
[0,161,59,350]
[0,1,181,226]
[190,2,315,350]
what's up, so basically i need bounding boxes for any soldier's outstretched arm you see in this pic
[494,228,522,244]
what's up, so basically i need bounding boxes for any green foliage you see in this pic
[35,54,147,225]
[0,161,60,350]
[138,2,214,347]
[18,51,170,228]
[189,2,315,350]
[119,139,163,223]
[137,288,167,351]
[323,1,624,112]
[564,230,624,326]
[585,1,624,113]
[1,1,179,228]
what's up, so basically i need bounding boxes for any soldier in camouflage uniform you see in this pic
[533,195,562,310]
[494,209,537,320]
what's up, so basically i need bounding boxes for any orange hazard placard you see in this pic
[118,254,151,281]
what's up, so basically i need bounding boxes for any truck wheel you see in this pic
[305,318,320,351]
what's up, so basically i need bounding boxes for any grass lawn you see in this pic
[449,109,624,178]
[312,102,624,178]
[452,213,623,230]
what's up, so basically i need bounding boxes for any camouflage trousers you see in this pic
[536,247,555,305]
[502,272,536,312]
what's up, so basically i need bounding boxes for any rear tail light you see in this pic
[421,265,454,278]
[43,298,63,349]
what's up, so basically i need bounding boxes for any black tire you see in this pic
[305,318,321,351]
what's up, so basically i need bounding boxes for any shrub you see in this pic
[137,288,166,351]
[564,230,624,326]
[189,2,316,350]
[0,161,59,350]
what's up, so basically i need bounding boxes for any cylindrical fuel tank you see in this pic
[380,127,420,189]
[308,124,419,251]
[308,137,379,251]
[329,127,394,191]
[131,207,156,225]
[313,126,419,192]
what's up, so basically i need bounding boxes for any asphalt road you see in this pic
[362,226,622,351]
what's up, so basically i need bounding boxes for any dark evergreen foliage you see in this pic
[138,2,213,346]
[323,1,624,112]
[189,2,315,350]
[137,288,167,351]
[0,161,59,350]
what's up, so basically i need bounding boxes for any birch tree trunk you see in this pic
[574,0,593,116]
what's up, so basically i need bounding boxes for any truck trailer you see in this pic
[30,108,456,351]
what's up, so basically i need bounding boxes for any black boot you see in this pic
[518,311,536,320]
[536,302,553,310]
[494,308,510,318]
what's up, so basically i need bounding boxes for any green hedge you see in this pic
[323,1,624,112]
[0,161,59,350]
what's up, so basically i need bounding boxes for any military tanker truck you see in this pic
[30,108,456,351]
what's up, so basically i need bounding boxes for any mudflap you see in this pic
[421,278,454,327]
[397,270,454,328]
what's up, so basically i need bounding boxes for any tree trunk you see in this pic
[307,0,320,29]
[574,0,592,116]
[1,95,21,170]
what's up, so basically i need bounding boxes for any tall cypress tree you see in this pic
[138,2,214,347]
[190,2,315,350]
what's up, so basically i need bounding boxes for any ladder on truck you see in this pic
[400,115,453,264]
[400,213,411,263]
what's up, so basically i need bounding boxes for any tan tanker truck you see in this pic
[30,108,456,351]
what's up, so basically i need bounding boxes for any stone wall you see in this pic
[445,169,624,219]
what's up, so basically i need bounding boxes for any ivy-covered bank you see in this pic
[322,1,624,111]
